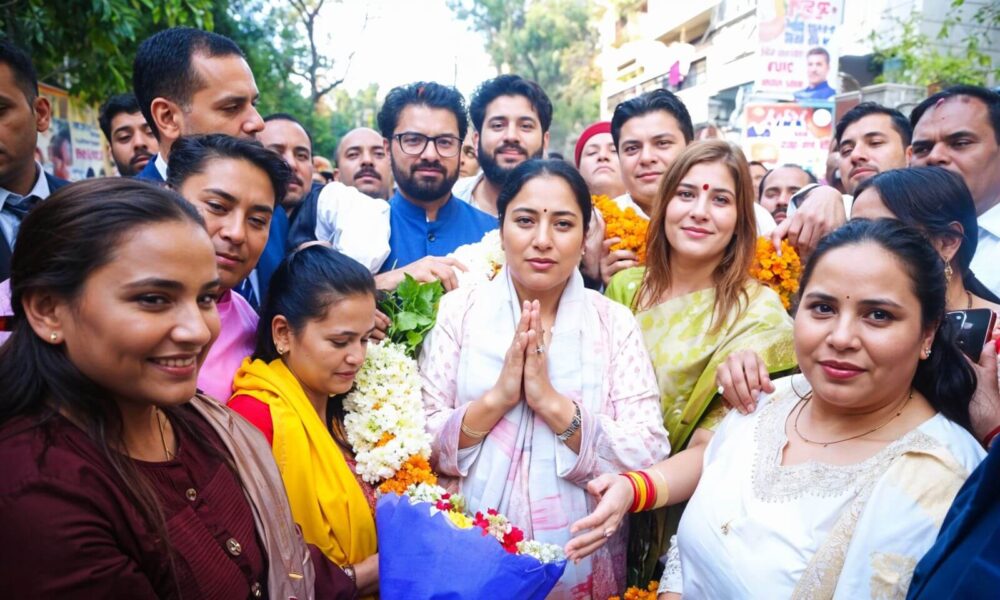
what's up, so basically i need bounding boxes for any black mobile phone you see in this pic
[946,309,997,362]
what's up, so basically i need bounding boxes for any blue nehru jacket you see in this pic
[381,191,498,272]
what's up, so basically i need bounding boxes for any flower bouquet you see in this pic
[448,229,505,288]
[377,483,567,599]
[593,194,649,263]
[749,236,802,310]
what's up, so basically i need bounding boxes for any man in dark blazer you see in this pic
[0,40,70,281]
[132,27,286,306]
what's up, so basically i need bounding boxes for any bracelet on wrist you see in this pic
[621,470,657,512]
[461,420,489,439]
[983,424,1000,449]
[557,401,582,442]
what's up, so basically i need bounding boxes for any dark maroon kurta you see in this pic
[0,406,267,599]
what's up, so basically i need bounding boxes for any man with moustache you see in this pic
[910,85,1000,293]
[97,93,158,177]
[132,27,284,308]
[375,81,496,291]
[452,74,552,216]
[334,127,392,200]
[758,164,816,224]
[0,40,68,283]
[264,115,390,273]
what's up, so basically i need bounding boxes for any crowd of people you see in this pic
[0,24,999,600]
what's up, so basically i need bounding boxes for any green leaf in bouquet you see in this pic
[396,273,420,299]
[406,330,423,348]
[393,311,422,332]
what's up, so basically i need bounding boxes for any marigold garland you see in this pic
[377,455,437,495]
[592,194,649,263]
[609,580,659,600]
[749,236,802,310]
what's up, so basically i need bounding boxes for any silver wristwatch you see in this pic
[557,402,582,442]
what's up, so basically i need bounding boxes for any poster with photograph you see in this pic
[36,83,111,181]
[756,0,843,101]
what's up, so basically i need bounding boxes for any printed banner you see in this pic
[742,102,833,177]
[756,0,843,101]
[36,83,112,181]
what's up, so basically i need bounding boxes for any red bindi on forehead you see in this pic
[703,183,710,191]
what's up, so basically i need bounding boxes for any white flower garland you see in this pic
[342,341,432,484]
[448,229,505,288]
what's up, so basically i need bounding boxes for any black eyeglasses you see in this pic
[393,132,462,157]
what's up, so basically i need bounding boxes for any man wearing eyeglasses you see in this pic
[453,74,552,217]
[374,81,498,291]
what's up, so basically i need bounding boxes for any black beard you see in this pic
[478,141,544,187]
[392,160,459,203]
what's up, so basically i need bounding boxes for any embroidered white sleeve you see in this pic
[658,535,683,594]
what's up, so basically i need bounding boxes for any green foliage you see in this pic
[449,0,602,154]
[871,0,999,88]
[377,275,445,359]
[2,0,213,102]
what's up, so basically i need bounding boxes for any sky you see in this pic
[312,0,497,100]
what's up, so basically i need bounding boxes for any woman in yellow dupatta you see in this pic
[229,245,380,598]
[605,141,796,584]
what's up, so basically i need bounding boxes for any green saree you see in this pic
[606,266,797,585]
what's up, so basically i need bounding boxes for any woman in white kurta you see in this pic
[566,219,986,598]
[421,160,670,599]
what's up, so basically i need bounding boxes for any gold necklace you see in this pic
[156,408,175,460]
[793,390,912,447]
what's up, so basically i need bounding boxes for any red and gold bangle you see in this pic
[621,472,640,512]
[636,470,657,511]
[621,471,658,513]
[983,424,1000,449]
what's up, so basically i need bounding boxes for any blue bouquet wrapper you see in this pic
[377,493,567,599]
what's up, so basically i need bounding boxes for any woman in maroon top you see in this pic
[0,180,348,599]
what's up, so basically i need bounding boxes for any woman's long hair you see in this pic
[635,140,758,333]
[798,218,976,430]
[0,178,211,594]
[853,166,1000,303]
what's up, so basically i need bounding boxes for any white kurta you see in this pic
[666,376,984,599]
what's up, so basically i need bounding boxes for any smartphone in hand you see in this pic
[947,309,998,362]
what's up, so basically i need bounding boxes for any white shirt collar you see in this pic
[978,201,1000,238]
[155,154,169,180]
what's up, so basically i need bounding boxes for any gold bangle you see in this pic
[650,467,670,509]
[461,420,489,439]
